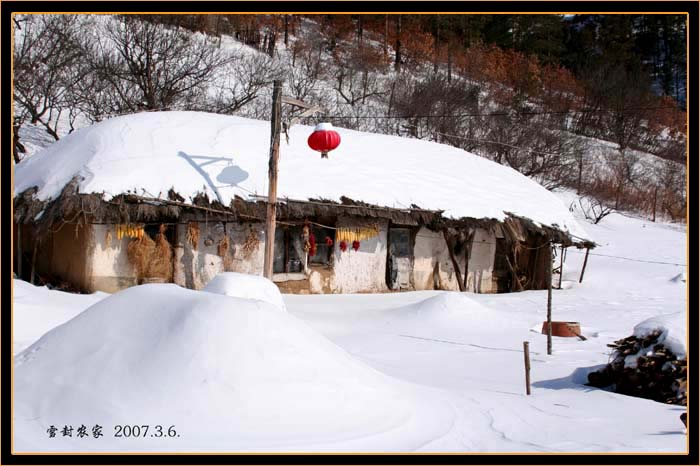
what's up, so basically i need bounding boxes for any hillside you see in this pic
[12,14,687,223]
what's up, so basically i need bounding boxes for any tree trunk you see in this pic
[577,152,583,194]
[394,16,402,71]
[384,14,389,58]
[433,15,440,74]
[357,15,363,44]
[447,41,453,82]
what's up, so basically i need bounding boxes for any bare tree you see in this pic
[286,34,325,100]
[575,195,614,225]
[333,44,386,105]
[13,14,84,142]
[86,16,230,113]
[207,53,281,114]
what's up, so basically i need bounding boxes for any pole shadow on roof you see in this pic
[177,151,249,204]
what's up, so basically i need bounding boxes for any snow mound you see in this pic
[379,292,505,332]
[202,272,286,312]
[633,313,686,359]
[402,292,491,315]
[12,279,108,355]
[14,284,450,452]
[14,111,588,240]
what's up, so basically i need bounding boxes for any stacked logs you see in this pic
[587,330,687,406]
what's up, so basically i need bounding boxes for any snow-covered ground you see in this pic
[12,192,687,453]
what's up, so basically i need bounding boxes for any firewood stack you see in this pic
[587,330,687,406]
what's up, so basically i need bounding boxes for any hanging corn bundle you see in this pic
[115,223,145,240]
[335,225,379,243]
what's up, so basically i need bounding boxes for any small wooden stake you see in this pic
[579,247,590,283]
[547,244,553,355]
[523,341,531,395]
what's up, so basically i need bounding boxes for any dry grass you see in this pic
[127,224,173,282]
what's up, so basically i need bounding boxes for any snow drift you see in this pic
[202,272,286,312]
[13,111,588,240]
[13,284,450,452]
[12,279,108,355]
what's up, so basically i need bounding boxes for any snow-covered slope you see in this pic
[13,111,588,240]
[12,280,107,355]
[14,284,451,452]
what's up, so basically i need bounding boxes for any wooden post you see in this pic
[652,185,658,222]
[30,241,38,285]
[523,341,531,395]
[462,230,473,291]
[263,80,283,280]
[579,247,590,283]
[558,245,565,289]
[17,224,22,279]
[442,229,465,292]
[547,244,553,355]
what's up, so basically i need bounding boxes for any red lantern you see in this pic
[339,240,348,252]
[308,122,341,158]
[352,240,360,251]
[325,236,333,246]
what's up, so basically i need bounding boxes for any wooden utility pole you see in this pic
[263,80,283,280]
[546,243,553,355]
[579,247,590,283]
[523,341,531,395]
[262,83,321,280]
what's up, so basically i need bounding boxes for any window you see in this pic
[388,228,412,257]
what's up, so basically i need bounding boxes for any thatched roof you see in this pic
[13,177,594,249]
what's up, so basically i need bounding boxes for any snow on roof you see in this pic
[14,111,588,240]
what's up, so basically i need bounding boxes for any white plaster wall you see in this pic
[413,228,441,290]
[329,217,389,293]
[413,227,498,293]
[221,222,266,276]
[413,227,460,291]
[174,221,266,290]
[465,229,497,293]
[88,224,138,292]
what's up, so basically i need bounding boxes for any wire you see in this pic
[307,106,681,121]
[566,248,686,267]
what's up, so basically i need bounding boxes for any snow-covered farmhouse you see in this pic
[13,112,593,294]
